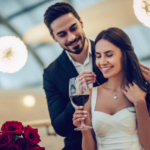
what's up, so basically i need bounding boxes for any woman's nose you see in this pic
[100,56,107,65]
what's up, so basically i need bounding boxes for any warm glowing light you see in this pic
[0,36,28,73]
[133,0,150,28]
[23,95,36,107]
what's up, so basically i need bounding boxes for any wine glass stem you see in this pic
[81,120,85,127]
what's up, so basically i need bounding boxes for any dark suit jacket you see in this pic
[43,40,105,150]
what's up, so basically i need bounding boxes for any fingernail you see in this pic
[84,115,87,117]
[80,106,83,108]
[83,111,87,113]
[82,118,85,120]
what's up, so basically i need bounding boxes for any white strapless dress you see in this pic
[91,87,144,150]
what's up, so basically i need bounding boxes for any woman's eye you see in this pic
[107,55,113,57]
[96,55,101,58]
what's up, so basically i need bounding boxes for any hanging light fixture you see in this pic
[0,36,28,73]
[133,0,150,28]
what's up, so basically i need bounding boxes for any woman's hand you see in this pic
[122,82,147,105]
[73,106,91,128]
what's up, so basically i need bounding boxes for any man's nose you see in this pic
[68,32,75,42]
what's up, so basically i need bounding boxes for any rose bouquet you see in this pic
[0,121,45,150]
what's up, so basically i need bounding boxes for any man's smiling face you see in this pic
[51,13,86,54]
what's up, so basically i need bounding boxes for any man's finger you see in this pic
[86,80,96,85]
[141,67,149,74]
[78,71,96,77]
[140,64,150,71]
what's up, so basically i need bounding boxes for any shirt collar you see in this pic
[65,39,92,66]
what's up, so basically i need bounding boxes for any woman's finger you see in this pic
[74,110,87,116]
[73,114,87,120]
[75,106,84,111]
[73,118,85,125]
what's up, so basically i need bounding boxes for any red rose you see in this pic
[23,126,41,145]
[1,121,24,135]
[16,138,31,150]
[30,146,45,150]
[0,147,7,150]
[6,144,19,150]
[0,134,13,148]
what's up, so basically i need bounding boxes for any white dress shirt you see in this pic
[65,39,93,88]
[65,39,93,107]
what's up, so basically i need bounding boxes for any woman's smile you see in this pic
[101,66,113,73]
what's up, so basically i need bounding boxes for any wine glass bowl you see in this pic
[69,77,92,131]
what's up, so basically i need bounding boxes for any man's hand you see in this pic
[140,64,150,82]
[122,82,147,105]
[77,71,96,85]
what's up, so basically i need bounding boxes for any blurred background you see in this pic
[0,0,150,149]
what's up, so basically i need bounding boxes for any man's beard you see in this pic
[64,34,86,54]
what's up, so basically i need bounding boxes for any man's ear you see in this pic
[79,18,84,28]
[51,34,57,42]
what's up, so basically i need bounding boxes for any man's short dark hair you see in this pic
[44,2,80,35]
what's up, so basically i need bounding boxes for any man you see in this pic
[43,2,104,150]
[43,2,150,150]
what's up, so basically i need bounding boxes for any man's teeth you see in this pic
[102,67,112,71]
[72,40,79,46]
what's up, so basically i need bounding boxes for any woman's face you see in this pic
[95,39,124,79]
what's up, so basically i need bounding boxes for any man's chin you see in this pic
[65,48,83,54]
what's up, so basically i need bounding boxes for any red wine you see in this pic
[70,95,89,106]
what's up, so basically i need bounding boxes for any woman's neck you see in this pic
[103,71,128,92]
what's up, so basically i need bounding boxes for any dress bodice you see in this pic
[91,87,144,150]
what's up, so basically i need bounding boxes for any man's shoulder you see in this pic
[44,53,62,72]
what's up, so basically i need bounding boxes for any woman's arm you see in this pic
[122,82,150,150]
[82,129,97,150]
[73,89,97,150]
[135,100,150,150]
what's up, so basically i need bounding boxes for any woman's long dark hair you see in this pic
[94,27,150,111]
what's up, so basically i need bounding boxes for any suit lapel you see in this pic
[59,50,78,78]
[59,41,101,87]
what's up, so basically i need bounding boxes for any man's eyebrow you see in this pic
[56,31,65,35]
[56,23,77,35]
[70,23,77,29]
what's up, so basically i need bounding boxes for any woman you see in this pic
[73,27,150,150]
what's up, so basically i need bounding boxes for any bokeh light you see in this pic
[0,36,28,73]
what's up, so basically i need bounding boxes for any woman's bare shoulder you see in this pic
[86,85,103,110]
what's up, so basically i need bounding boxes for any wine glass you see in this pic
[69,77,92,131]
